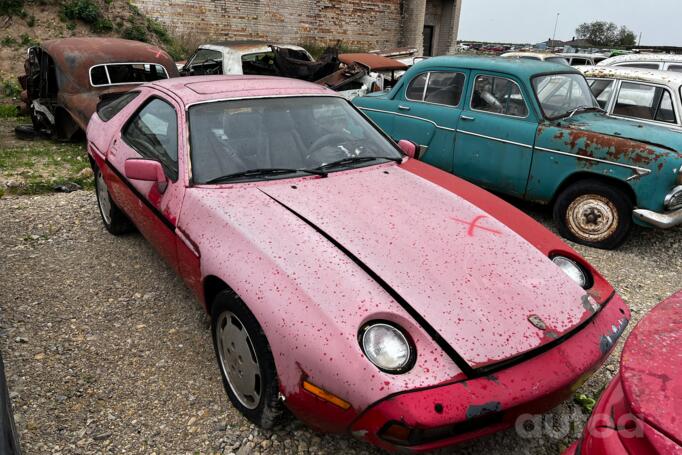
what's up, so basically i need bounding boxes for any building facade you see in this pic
[132,0,461,56]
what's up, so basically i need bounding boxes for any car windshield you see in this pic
[533,73,599,119]
[188,96,402,183]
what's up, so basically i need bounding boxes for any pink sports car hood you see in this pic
[257,164,596,371]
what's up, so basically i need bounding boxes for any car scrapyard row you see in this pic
[4,35,682,455]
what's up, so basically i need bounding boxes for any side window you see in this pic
[668,64,682,73]
[123,98,179,180]
[405,73,428,101]
[616,62,660,70]
[188,49,223,75]
[471,75,529,117]
[571,58,589,66]
[588,79,615,109]
[405,72,465,107]
[613,82,676,124]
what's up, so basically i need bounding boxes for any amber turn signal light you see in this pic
[302,380,351,410]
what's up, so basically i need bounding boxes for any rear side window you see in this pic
[614,82,676,124]
[471,75,529,117]
[588,79,615,109]
[90,63,169,87]
[570,58,589,66]
[123,98,179,180]
[616,63,660,70]
[97,92,139,122]
[405,71,465,107]
[668,64,682,73]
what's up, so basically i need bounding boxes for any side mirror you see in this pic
[397,139,417,159]
[124,159,167,193]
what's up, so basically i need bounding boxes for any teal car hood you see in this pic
[556,112,682,156]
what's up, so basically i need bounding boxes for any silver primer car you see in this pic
[597,53,682,72]
[578,65,682,130]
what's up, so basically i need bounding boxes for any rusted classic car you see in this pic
[597,53,682,72]
[180,41,406,99]
[18,37,178,140]
[354,56,682,249]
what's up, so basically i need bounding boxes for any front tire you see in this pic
[553,179,632,250]
[94,165,133,235]
[211,290,282,429]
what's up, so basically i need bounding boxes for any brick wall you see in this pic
[132,0,404,50]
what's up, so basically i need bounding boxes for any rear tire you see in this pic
[553,179,632,250]
[211,290,282,429]
[94,164,133,235]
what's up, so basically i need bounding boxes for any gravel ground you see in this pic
[0,190,680,455]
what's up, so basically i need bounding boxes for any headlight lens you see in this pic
[664,185,682,210]
[361,323,413,373]
[552,256,590,289]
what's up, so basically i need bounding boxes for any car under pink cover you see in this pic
[86,75,629,452]
[564,290,681,455]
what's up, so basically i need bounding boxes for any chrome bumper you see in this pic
[633,207,682,228]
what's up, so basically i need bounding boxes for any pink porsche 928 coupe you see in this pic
[86,75,630,452]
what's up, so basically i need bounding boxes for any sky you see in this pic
[458,0,682,47]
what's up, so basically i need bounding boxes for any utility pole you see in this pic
[552,12,560,48]
[638,32,642,46]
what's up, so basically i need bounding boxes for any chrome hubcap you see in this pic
[566,194,618,242]
[216,311,262,409]
[96,170,112,225]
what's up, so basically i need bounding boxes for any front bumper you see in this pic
[633,207,682,229]
[349,294,630,452]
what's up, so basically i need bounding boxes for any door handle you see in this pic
[398,105,411,111]
[460,115,475,121]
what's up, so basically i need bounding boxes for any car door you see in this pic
[104,95,185,271]
[453,72,537,197]
[389,69,469,172]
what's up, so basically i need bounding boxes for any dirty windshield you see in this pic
[533,73,598,119]
[189,96,402,183]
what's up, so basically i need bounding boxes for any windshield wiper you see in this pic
[313,155,402,172]
[567,105,606,118]
[205,167,327,184]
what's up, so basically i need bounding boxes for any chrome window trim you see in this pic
[456,129,533,149]
[586,77,618,113]
[469,74,530,119]
[535,146,652,175]
[357,107,456,132]
[89,62,170,87]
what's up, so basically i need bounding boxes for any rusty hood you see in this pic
[555,112,682,159]
[620,290,682,445]
[258,164,597,371]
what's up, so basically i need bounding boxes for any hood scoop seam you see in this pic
[258,188,475,378]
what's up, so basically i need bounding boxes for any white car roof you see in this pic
[576,65,682,88]
[501,52,565,61]
[598,53,682,66]
[199,41,310,57]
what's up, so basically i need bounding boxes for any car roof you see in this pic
[199,41,308,55]
[577,65,682,87]
[149,75,336,105]
[599,53,682,66]
[501,52,565,61]
[414,55,577,78]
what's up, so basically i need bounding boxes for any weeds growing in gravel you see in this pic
[0,142,93,195]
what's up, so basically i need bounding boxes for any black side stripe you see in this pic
[260,189,475,378]
[104,160,176,232]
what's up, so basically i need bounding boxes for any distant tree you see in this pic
[616,26,637,47]
[575,21,637,47]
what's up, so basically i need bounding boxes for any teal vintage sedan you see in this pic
[353,56,682,249]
